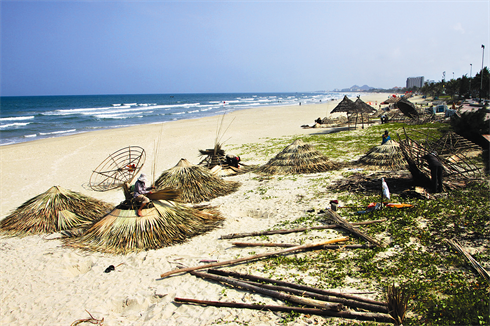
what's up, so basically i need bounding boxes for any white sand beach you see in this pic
[0,93,392,326]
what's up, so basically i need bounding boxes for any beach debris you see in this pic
[444,239,490,283]
[0,186,113,237]
[70,310,104,326]
[63,201,223,254]
[258,139,338,175]
[155,158,240,203]
[327,171,413,195]
[174,269,395,323]
[174,298,395,323]
[219,219,386,240]
[89,146,146,192]
[104,265,115,273]
[324,209,383,247]
[159,237,348,279]
[206,269,389,312]
[386,284,410,326]
[191,270,343,311]
[397,128,483,191]
[356,139,406,170]
[395,97,419,121]
[231,242,376,249]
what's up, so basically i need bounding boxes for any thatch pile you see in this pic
[357,140,406,170]
[0,186,113,237]
[63,200,224,254]
[155,158,241,203]
[258,139,338,175]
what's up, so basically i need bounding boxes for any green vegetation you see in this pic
[226,120,489,325]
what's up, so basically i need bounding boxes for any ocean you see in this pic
[0,92,348,146]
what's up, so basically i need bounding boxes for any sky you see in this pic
[0,0,489,96]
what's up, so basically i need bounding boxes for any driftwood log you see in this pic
[220,219,386,240]
[174,298,396,323]
[324,209,383,247]
[190,270,343,311]
[208,269,387,307]
[159,237,348,279]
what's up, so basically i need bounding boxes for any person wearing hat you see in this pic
[133,173,154,217]
[226,154,241,168]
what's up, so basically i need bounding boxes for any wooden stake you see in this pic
[232,243,375,249]
[174,298,396,323]
[159,237,348,279]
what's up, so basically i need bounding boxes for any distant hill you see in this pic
[333,85,375,92]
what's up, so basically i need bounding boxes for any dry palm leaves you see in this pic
[386,284,410,326]
[357,140,406,170]
[154,158,240,203]
[63,200,224,254]
[0,186,113,237]
[258,139,338,175]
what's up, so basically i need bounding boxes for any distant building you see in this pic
[406,76,425,88]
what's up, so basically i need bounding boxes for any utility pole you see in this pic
[480,45,485,101]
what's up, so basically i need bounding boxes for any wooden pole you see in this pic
[159,237,348,279]
[174,298,396,323]
[190,270,343,311]
[232,243,375,249]
[208,269,387,307]
[220,219,387,240]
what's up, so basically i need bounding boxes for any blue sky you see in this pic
[1,1,488,96]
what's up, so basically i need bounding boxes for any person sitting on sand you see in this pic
[381,130,391,144]
[133,173,154,217]
[226,154,241,168]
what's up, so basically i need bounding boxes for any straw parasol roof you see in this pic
[431,131,481,156]
[258,139,338,175]
[381,96,402,104]
[354,98,376,114]
[330,95,359,114]
[357,140,406,170]
[63,200,224,254]
[395,98,419,120]
[0,186,113,237]
[155,158,240,203]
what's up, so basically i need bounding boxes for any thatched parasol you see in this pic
[155,158,240,203]
[395,98,419,120]
[355,97,376,129]
[330,95,366,129]
[0,186,113,237]
[258,139,338,175]
[63,200,224,254]
[381,96,402,104]
[357,140,406,170]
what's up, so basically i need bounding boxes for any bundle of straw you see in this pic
[155,158,240,203]
[63,200,224,254]
[0,186,113,237]
[386,283,409,325]
[258,139,338,175]
[357,140,406,170]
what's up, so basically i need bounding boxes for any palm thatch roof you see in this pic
[354,98,376,113]
[330,95,359,114]
[155,158,240,203]
[381,96,402,104]
[63,200,224,254]
[395,98,419,120]
[357,140,406,170]
[258,139,338,175]
[0,186,113,237]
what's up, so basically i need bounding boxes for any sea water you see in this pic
[0,92,347,146]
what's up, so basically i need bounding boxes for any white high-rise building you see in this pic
[406,76,425,88]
